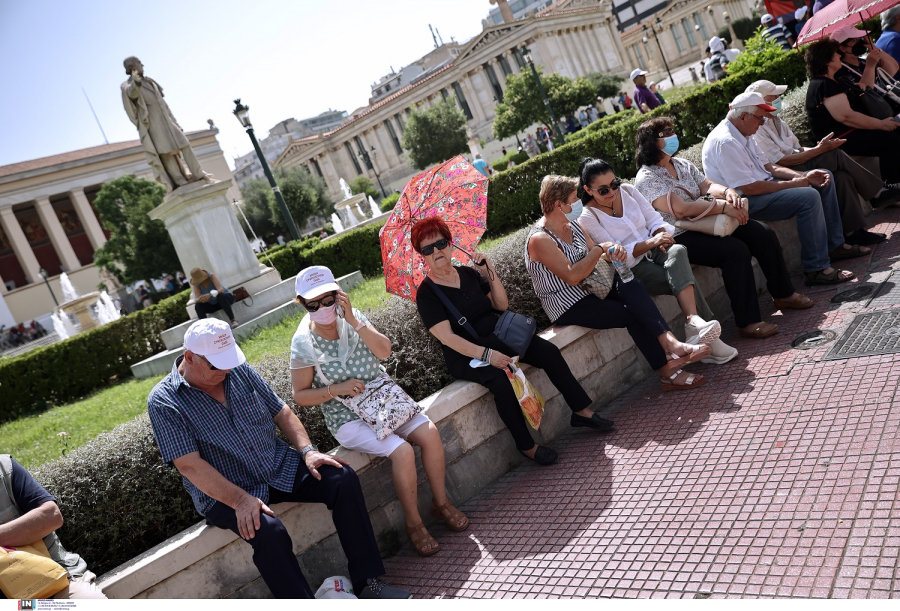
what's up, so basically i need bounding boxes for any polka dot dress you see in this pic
[312,335,383,436]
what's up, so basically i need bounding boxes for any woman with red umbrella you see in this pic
[412,216,614,467]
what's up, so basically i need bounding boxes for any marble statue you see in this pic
[121,56,211,192]
[339,177,354,200]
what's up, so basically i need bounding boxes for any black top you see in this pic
[806,76,853,140]
[8,457,56,513]
[835,58,865,88]
[416,266,496,370]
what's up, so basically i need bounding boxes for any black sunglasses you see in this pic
[305,291,337,312]
[198,355,218,371]
[587,178,621,197]
[658,127,675,137]
[420,238,450,256]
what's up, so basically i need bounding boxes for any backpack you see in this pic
[709,51,729,81]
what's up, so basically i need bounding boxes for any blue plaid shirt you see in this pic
[147,356,301,516]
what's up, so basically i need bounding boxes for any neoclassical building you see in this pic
[0,129,239,327]
[274,0,629,202]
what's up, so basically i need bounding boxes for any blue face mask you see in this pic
[564,200,583,222]
[772,98,783,114]
[661,134,680,156]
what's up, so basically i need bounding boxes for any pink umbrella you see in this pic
[797,0,900,46]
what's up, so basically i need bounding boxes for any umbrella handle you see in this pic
[454,243,486,264]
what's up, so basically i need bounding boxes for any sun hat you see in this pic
[189,267,209,286]
[630,68,648,80]
[729,91,777,112]
[745,79,788,97]
[295,265,341,299]
[831,24,869,43]
[183,318,246,370]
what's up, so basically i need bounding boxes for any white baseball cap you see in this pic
[729,91,778,112]
[630,68,648,80]
[795,6,808,20]
[745,79,788,97]
[709,36,726,52]
[832,24,869,43]
[761,13,774,24]
[295,265,340,299]
[183,318,246,370]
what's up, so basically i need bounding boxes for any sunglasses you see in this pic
[658,127,675,137]
[305,291,337,312]
[420,238,451,256]
[587,178,621,197]
[198,355,219,371]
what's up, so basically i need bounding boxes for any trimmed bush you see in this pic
[780,80,814,148]
[263,222,386,281]
[566,108,638,142]
[380,192,401,212]
[490,150,530,173]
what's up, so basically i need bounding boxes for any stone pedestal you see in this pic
[335,193,368,227]
[149,180,281,309]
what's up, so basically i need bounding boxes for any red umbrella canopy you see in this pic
[797,0,900,46]
[379,155,489,301]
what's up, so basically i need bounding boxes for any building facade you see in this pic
[274,0,629,203]
[0,129,238,326]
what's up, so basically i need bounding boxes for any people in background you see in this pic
[190,267,239,328]
[761,13,795,50]
[876,7,900,66]
[473,153,490,177]
[649,82,666,106]
[632,69,661,115]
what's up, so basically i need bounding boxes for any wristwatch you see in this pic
[299,444,318,458]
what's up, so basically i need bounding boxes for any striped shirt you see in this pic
[525,220,591,323]
[763,24,793,50]
[147,357,299,516]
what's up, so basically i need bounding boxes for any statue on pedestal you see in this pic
[120,56,212,192]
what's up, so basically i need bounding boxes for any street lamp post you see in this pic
[357,146,388,198]
[643,21,675,87]
[232,99,301,241]
[38,268,59,308]
[521,46,565,147]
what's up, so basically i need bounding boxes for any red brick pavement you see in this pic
[383,208,900,599]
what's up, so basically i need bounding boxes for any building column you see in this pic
[561,30,587,76]
[34,197,81,272]
[583,26,607,72]
[460,76,488,124]
[68,188,107,250]
[602,19,629,71]
[0,208,41,285]
[505,50,521,75]
[374,124,402,166]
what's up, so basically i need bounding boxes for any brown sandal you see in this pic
[406,522,440,556]
[660,369,706,391]
[829,244,870,262]
[738,322,780,339]
[431,500,470,532]
[773,294,813,310]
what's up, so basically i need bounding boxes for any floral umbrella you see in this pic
[379,155,489,301]
[796,0,900,46]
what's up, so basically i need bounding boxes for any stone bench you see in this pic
[97,220,806,599]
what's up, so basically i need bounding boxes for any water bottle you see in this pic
[609,246,633,283]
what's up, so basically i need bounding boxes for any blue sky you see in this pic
[0,0,491,169]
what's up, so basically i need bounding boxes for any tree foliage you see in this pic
[400,99,469,169]
[92,175,180,285]
[492,67,597,140]
[348,176,379,199]
[584,72,626,99]
[238,165,333,239]
[725,28,791,78]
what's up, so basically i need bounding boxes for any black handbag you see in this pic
[857,89,895,120]
[424,276,537,357]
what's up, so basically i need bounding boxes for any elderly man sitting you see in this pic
[703,92,868,286]
[147,318,411,599]
[747,80,900,246]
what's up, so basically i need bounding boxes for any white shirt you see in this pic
[702,119,772,194]
[577,184,675,269]
[752,116,802,165]
[724,49,741,61]
[703,60,715,82]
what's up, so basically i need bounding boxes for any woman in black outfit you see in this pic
[804,38,900,184]
[413,216,613,466]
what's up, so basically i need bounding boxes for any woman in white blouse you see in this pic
[577,157,738,365]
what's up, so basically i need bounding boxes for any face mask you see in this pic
[772,98,783,114]
[308,303,338,325]
[850,41,866,56]
[661,134,680,156]
[564,200,583,222]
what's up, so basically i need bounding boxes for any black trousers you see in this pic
[675,220,795,328]
[836,128,900,184]
[450,334,592,452]
[195,292,236,321]
[555,276,669,371]
[205,462,384,599]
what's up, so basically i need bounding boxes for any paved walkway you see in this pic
[384,207,900,599]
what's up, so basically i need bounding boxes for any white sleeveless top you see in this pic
[524,220,591,323]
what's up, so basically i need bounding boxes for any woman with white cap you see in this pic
[289,265,468,558]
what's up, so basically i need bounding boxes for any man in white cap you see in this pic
[833,24,900,89]
[761,13,795,50]
[703,91,869,286]
[147,318,411,599]
[631,68,660,114]
[706,37,730,82]
[748,79,900,244]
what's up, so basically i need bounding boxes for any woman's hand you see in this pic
[723,188,742,207]
[879,117,900,131]
[334,378,366,397]
[196,293,211,303]
[488,349,515,370]
[335,290,356,326]
[650,231,675,253]
[723,200,749,224]
[471,252,492,269]
[606,243,627,263]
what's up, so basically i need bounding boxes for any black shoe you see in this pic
[358,578,412,599]
[845,229,887,246]
[521,445,559,465]
[871,183,900,209]
[570,412,616,431]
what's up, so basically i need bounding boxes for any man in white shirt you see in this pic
[703,92,867,286]
[747,80,900,245]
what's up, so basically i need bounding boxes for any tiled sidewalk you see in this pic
[384,208,900,599]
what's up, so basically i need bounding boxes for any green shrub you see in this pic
[491,150,530,173]
[726,29,791,78]
[780,80,814,147]
[380,192,401,212]
[263,222,386,281]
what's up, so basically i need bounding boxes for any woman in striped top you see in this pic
[526,175,711,391]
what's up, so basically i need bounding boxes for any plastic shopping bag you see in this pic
[505,363,545,430]
[314,575,357,599]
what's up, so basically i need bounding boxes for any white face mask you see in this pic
[308,303,338,325]
[564,200,584,222]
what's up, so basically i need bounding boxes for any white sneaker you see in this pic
[701,338,739,365]
[685,315,721,346]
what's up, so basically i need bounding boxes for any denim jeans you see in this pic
[745,175,845,273]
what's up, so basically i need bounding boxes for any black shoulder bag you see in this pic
[424,275,537,357]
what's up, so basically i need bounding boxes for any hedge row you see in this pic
[263,222,386,281]
[0,289,191,423]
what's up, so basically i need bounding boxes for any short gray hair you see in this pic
[882,6,900,30]
[727,105,757,120]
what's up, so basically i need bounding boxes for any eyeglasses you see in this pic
[587,178,621,197]
[197,355,219,371]
[305,291,336,312]
[420,238,450,256]
[745,112,766,124]
[658,127,675,137]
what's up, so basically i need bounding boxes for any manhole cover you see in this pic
[823,310,900,360]
[791,329,837,349]
[831,284,875,303]
[868,272,900,307]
